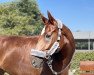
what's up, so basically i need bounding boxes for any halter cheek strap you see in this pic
[57,19,63,41]
[41,27,45,35]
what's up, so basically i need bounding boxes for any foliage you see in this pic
[0,0,43,35]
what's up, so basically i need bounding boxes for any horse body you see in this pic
[0,36,40,75]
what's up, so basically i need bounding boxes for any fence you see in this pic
[70,50,94,75]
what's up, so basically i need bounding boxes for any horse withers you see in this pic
[31,11,75,75]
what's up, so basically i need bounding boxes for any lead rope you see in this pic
[47,57,72,75]
[47,59,58,75]
[47,50,75,75]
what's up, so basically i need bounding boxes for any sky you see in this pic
[0,0,94,32]
[37,0,94,32]
[0,0,13,3]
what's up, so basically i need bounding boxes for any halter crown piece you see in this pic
[31,19,63,75]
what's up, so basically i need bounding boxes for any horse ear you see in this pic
[47,11,56,25]
[40,14,48,25]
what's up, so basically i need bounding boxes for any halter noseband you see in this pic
[31,20,63,75]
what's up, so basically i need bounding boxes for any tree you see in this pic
[0,0,43,35]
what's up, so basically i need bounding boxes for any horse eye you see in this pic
[45,34,51,39]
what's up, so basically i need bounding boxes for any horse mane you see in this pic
[62,24,75,49]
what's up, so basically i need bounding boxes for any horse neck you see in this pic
[62,25,75,49]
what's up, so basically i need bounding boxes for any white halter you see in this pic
[31,19,63,58]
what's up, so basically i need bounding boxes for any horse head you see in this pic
[31,11,75,75]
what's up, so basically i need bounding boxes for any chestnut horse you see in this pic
[0,12,75,75]
[31,12,75,75]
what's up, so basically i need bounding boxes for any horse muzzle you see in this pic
[31,56,44,68]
